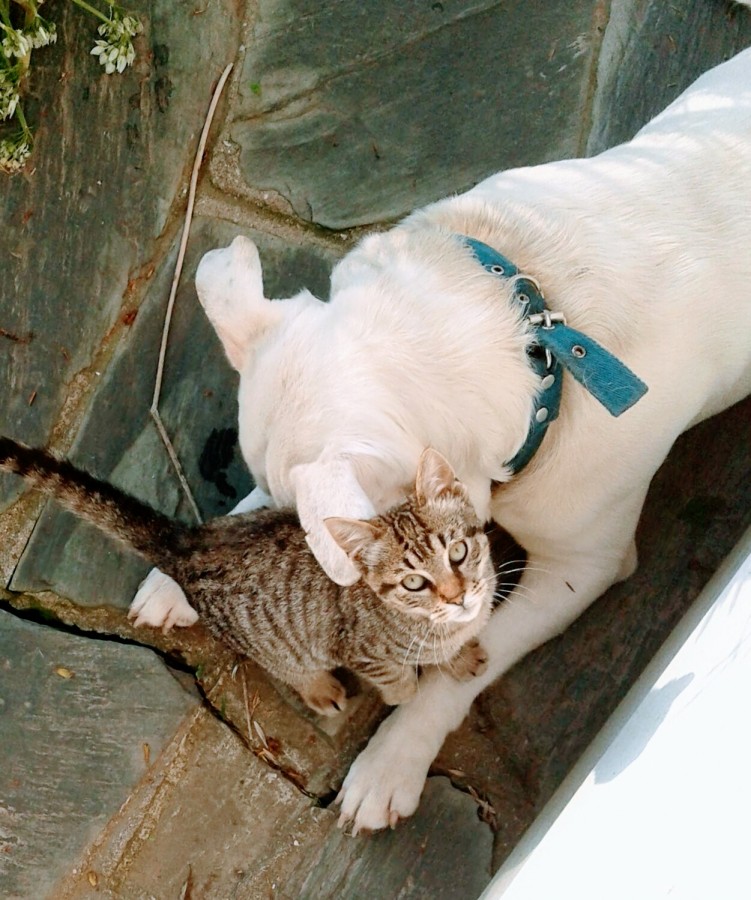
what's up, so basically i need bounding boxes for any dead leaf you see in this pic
[179,865,194,900]
[253,720,269,749]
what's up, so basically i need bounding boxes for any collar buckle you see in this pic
[528,310,566,330]
[462,235,649,478]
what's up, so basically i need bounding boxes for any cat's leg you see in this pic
[355,660,419,706]
[296,670,349,717]
[336,551,629,834]
[128,485,274,630]
[447,637,488,681]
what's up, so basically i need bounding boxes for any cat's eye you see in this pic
[402,574,428,591]
[448,540,467,564]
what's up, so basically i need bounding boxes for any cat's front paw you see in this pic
[128,568,198,631]
[449,638,489,681]
[299,671,348,717]
[336,711,432,834]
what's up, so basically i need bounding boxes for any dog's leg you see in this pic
[128,486,274,630]
[228,485,274,516]
[336,554,625,834]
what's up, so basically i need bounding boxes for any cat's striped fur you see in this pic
[0,439,493,715]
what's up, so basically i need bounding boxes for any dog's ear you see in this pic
[290,455,378,585]
[196,235,283,372]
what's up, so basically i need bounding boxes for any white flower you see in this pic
[1,25,32,59]
[97,14,142,42]
[0,135,31,174]
[25,17,58,50]
[122,16,143,38]
[90,12,142,76]
[0,81,20,120]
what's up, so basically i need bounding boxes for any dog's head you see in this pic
[195,229,530,585]
[195,235,415,585]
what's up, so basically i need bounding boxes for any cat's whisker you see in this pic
[494,560,552,577]
[440,627,454,678]
[494,583,524,598]
[402,633,420,679]
[497,564,552,578]
[496,580,537,598]
[493,565,528,578]
[495,585,540,608]
[433,629,453,681]
[494,557,528,570]
[478,579,499,597]
[414,634,425,682]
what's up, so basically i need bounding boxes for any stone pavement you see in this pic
[2,1,750,897]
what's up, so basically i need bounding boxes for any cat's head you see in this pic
[325,449,495,626]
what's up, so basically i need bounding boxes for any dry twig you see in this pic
[150,62,234,523]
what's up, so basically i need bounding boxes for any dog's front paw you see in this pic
[336,713,432,834]
[128,568,198,631]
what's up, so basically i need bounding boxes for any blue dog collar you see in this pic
[463,237,648,474]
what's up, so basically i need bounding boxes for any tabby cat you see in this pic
[0,439,494,715]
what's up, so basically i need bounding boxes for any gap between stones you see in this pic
[1,590,501,833]
[0,591,321,802]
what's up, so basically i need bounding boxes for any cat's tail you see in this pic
[0,436,190,566]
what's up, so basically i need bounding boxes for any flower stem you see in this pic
[15,101,32,140]
[67,0,111,25]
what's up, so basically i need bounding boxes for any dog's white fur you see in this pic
[130,49,751,832]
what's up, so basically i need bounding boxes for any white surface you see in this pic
[483,526,751,900]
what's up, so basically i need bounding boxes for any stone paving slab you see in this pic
[2,1,751,898]
[0,583,388,802]
[0,610,199,900]
[588,0,751,154]
[297,777,493,900]
[54,706,493,900]
[55,707,334,899]
[0,0,241,509]
[8,217,340,609]
[224,0,606,228]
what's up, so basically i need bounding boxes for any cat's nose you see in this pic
[438,576,463,605]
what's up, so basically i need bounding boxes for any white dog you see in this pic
[131,48,751,833]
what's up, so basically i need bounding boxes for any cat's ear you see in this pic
[196,235,283,372]
[324,517,382,560]
[415,448,461,503]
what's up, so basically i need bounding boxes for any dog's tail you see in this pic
[0,436,190,567]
